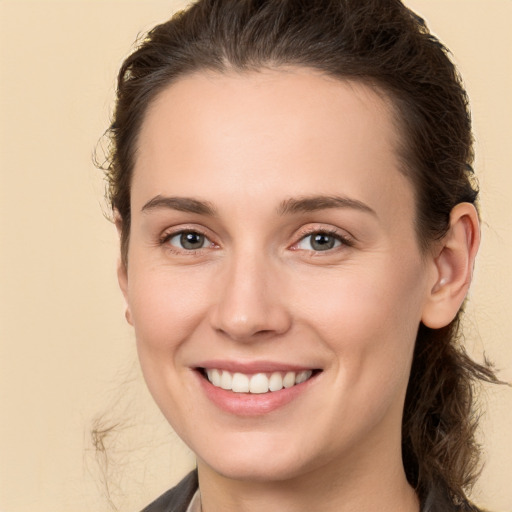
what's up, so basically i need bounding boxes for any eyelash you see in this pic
[158,227,354,254]
[291,227,354,253]
[159,228,216,255]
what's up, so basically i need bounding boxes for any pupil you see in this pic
[181,232,204,249]
[311,234,335,251]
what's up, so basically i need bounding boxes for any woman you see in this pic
[102,0,500,510]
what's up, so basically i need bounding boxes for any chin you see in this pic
[202,457,306,483]
[194,433,324,484]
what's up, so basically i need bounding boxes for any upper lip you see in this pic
[195,360,320,374]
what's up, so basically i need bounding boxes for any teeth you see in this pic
[295,370,311,384]
[220,370,232,390]
[283,371,296,388]
[232,372,250,393]
[268,372,283,392]
[249,373,269,394]
[204,369,313,394]
[211,369,221,387]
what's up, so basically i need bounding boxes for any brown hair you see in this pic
[102,0,500,507]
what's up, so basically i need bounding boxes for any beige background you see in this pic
[0,1,510,511]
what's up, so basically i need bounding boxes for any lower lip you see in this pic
[196,371,319,416]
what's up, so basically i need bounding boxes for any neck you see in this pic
[197,445,420,512]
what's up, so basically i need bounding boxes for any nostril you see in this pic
[209,284,293,341]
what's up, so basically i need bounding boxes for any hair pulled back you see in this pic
[102,0,499,507]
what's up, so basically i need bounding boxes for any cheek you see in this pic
[125,263,215,432]
[296,258,426,384]
[127,263,212,354]
[300,257,423,333]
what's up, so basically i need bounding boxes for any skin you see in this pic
[117,68,479,512]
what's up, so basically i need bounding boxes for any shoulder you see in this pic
[422,487,489,512]
[141,470,198,512]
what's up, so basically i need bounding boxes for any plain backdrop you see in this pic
[0,1,511,511]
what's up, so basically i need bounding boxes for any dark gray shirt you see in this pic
[141,470,486,512]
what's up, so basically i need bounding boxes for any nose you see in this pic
[209,251,292,342]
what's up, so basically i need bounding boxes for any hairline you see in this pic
[120,64,430,265]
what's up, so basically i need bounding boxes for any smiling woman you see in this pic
[100,1,502,511]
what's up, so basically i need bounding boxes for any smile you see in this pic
[204,369,314,394]
[195,363,322,415]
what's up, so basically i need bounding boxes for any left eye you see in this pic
[167,231,211,250]
[296,232,343,251]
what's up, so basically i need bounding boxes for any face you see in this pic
[120,68,436,483]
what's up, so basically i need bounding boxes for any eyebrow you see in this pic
[141,195,217,216]
[277,195,376,216]
[140,194,376,217]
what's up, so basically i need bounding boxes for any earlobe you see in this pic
[117,255,133,326]
[125,306,133,325]
[114,208,123,238]
[114,209,133,326]
[421,203,480,329]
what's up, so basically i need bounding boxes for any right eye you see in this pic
[295,232,343,252]
[166,231,212,251]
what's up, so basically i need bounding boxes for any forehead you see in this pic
[133,68,414,225]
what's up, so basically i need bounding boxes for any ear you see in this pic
[114,210,133,326]
[421,203,480,329]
